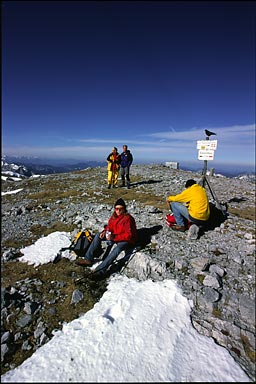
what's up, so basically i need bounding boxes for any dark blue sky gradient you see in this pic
[2,1,255,168]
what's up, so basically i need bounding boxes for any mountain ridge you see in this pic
[2,155,255,179]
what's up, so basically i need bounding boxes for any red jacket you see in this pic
[107,213,137,245]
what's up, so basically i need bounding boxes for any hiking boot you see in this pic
[113,185,118,188]
[107,184,111,189]
[75,258,93,267]
[171,225,186,232]
[127,182,131,189]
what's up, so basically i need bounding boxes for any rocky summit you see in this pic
[1,164,255,380]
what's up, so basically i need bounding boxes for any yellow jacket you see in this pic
[167,184,210,221]
[107,153,121,172]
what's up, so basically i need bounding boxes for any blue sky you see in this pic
[2,1,255,169]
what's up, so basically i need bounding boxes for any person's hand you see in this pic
[100,230,106,239]
[106,231,112,241]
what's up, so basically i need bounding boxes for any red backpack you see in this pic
[165,214,192,228]
[165,214,176,227]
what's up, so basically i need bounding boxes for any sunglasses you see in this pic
[115,207,124,211]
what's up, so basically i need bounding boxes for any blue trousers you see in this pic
[121,166,131,182]
[170,202,207,227]
[84,232,133,274]
[170,202,189,226]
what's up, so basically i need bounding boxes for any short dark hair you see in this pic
[185,179,196,188]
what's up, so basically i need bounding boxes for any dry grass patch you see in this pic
[28,189,82,203]
[30,222,75,237]
[2,222,75,250]
[228,207,255,221]
[91,187,167,211]
[2,237,35,249]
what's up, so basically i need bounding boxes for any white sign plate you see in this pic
[198,149,215,160]
[197,140,217,150]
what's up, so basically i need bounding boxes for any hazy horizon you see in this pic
[2,153,255,178]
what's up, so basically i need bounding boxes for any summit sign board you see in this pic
[198,149,215,161]
[197,140,217,161]
[197,140,217,150]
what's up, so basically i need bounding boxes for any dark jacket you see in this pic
[120,150,133,168]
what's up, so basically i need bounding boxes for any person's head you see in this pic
[112,147,117,153]
[185,179,197,188]
[123,145,128,152]
[114,198,127,215]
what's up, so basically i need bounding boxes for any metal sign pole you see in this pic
[198,132,226,215]
[201,136,209,187]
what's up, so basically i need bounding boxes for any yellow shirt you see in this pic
[167,184,210,221]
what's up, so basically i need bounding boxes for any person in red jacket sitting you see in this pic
[76,198,137,279]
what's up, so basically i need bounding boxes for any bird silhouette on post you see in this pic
[205,129,216,137]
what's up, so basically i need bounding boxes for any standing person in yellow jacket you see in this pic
[166,179,210,232]
[107,147,121,189]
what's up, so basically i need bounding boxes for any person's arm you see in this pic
[167,189,190,203]
[128,152,133,166]
[116,155,121,164]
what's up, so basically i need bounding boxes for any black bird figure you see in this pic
[205,129,216,137]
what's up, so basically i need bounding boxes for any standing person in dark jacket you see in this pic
[120,145,133,189]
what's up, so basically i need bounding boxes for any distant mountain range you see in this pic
[1,155,255,181]
[1,155,105,180]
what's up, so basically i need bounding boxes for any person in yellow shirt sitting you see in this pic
[166,179,210,232]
